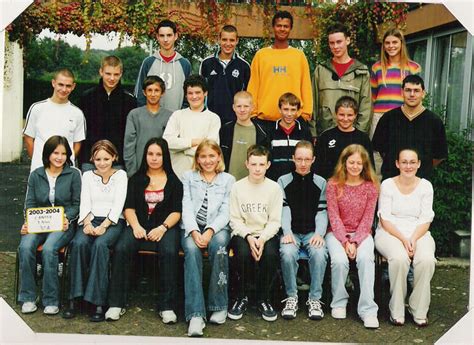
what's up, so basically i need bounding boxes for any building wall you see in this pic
[0,32,23,162]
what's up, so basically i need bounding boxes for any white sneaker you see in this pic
[362,315,379,329]
[159,310,177,324]
[209,310,227,324]
[306,299,324,320]
[21,301,37,314]
[43,306,59,315]
[331,307,346,319]
[281,296,298,319]
[188,316,205,337]
[105,307,126,321]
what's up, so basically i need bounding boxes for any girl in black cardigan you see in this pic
[105,138,183,322]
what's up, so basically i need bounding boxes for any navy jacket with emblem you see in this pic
[199,49,250,123]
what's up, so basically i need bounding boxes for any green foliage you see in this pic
[24,37,147,84]
[430,130,472,256]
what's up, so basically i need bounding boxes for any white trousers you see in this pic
[375,230,436,320]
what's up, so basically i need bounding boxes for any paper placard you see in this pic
[26,206,64,233]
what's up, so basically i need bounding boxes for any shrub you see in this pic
[430,129,472,256]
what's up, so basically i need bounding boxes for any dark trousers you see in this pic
[107,225,180,312]
[67,218,124,306]
[230,235,279,302]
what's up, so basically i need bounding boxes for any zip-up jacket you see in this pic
[134,51,191,110]
[278,171,328,236]
[219,118,270,171]
[24,165,82,222]
[200,49,250,123]
[312,59,372,136]
[268,119,312,181]
[123,171,183,230]
[78,79,136,165]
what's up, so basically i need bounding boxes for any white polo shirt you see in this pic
[23,98,86,171]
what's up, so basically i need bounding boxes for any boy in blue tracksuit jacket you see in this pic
[199,25,250,124]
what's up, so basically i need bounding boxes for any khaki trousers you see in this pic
[375,230,436,320]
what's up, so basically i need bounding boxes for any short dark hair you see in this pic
[397,146,420,161]
[327,23,349,37]
[335,96,358,114]
[142,75,166,92]
[157,19,177,34]
[272,10,293,28]
[138,137,175,177]
[402,74,425,90]
[53,68,75,80]
[42,135,72,168]
[278,92,301,110]
[183,74,208,93]
[247,144,270,160]
[220,24,238,37]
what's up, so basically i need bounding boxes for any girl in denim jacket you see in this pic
[181,139,235,336]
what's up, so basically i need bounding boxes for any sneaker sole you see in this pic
[262,314,277,322]
[21,308,37,314]
[309,314,323,320]
[281,313,296,320]
[227,313,243,320]
[44,310,59,315]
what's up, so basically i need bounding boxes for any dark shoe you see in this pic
[258,300,277,322]
[90,305,105,322]
[61,300,77,319]
[228,296,248,320]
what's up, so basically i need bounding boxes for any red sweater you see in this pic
[326,180,378,246]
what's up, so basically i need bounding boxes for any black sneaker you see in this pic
[258,300,277,322]
[228,296,248,320]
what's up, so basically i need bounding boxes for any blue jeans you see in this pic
[325,232,378,318]
[280,232,328,301]
[67,217,124,306]
[18,225,75,306]
[181,228,230,322]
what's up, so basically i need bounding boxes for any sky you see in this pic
[38,29,138,51]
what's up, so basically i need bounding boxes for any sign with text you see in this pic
[26,206,64,233]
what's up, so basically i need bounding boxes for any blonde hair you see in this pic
[90,139,119,162]
[233,90,253,104]
[380,28,411,86]
[193,139,225,173]
[330,144,379,197]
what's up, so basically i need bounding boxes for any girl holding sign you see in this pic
[63,140,127,322]
[19,135,82,315]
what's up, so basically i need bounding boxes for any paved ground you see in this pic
[0,160,471,343]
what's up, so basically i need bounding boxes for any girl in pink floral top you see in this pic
[325,144,379,329]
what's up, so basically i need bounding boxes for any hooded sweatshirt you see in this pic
[134,51,191,111]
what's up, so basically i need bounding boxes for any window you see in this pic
[407,28,472,134]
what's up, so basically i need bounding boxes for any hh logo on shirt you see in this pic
[328,139,336,148]
[273,66,287,75]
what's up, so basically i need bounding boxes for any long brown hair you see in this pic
[380,28,411,85]
[330,144,379,197]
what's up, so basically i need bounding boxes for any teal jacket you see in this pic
[24,165,82,221]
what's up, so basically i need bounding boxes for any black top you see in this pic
[78,79,137,165]
[124,172,183,230]
[372,107,448,180]
[315,126,374,179]
[268,119,312,181]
